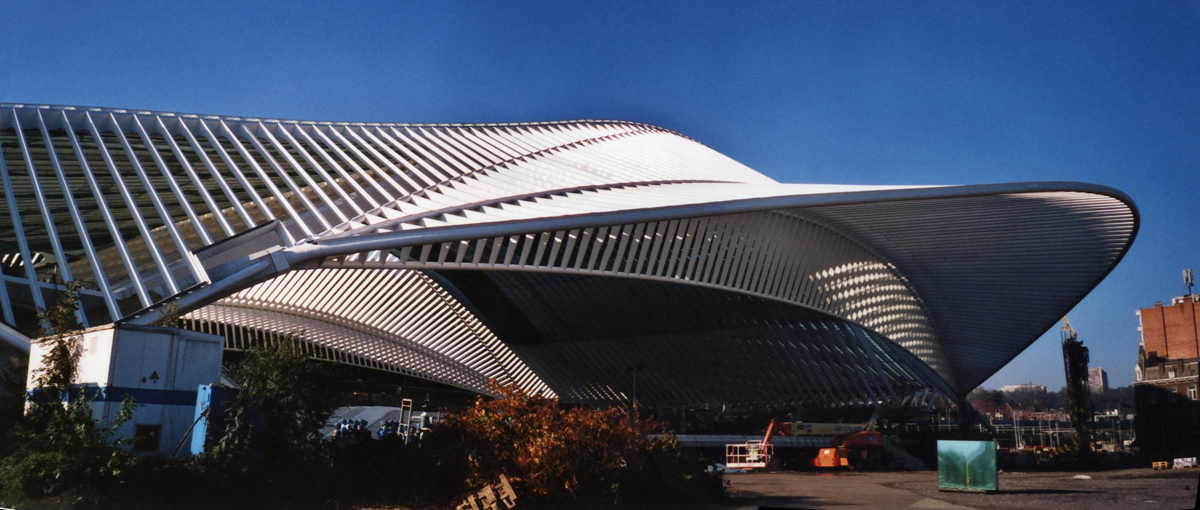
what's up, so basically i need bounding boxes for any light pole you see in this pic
[1004,403,1021,449]
[626,363,644,410]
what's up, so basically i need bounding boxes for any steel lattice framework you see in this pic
[0,103,1137,409]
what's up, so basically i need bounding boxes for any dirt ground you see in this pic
[722,468,1200,510]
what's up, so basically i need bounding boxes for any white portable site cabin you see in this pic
[26,323,224,457]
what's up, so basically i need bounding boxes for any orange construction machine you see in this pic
[812,430,886,470]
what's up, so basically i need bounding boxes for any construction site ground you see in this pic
[721,467,1199,510]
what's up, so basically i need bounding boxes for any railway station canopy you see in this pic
[0,104,1138,411]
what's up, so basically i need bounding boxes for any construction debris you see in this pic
[456,474,517,510]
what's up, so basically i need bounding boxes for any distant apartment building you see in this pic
[1135,291,1200,457]
[1088,367,1109,393]
[1000,384,1046,394]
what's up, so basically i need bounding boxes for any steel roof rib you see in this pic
[35,110,119,320]
[12,113,80,324]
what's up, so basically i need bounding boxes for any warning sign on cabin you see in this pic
[148,371,160,382]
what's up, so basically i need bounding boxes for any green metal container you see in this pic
[937,440,998,492]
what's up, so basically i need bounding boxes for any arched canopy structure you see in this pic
[0,103,1137,409]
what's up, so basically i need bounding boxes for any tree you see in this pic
[419,382,708,508]
[967,388,1006,416]
[189,339,342,505]
[156,301,184,328]
[0,281,135,500]
[31,280,84,396]
[224,340,342,453]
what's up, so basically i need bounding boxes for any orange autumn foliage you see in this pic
[423,382,700,508]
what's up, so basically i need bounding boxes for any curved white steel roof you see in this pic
[0,103,1136,406]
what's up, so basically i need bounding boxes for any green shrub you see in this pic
[0,394,137,499]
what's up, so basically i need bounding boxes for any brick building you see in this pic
[1135,293,1200,457]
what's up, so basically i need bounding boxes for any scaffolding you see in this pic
[1061,319,1095,456]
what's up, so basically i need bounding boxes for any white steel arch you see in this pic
[0,103,1137,405]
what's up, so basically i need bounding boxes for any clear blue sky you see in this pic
[3,1,1197,390]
